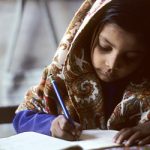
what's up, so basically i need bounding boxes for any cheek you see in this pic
[91,48,104,68]
[119,63,141,77]
[125,58,143,71]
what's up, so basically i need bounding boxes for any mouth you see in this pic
[101,72,113,80]
[96,69,116,81]
[97,69,113,76]
[102,71,112,76]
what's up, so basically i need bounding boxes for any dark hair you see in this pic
[102,0,150,48]
[101,0,150,78]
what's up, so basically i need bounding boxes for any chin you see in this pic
[98,75,119,83]
[101,78,115,83]
[98,76,112,82]
[96,71,123,83]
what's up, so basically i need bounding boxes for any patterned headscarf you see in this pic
[16,0,150,130]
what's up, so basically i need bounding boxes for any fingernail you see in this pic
[116,140,120,144]
[113,138,116,142]
[125,141,130,146]
[138,141,142,145]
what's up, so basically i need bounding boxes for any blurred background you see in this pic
[0,0,82,138]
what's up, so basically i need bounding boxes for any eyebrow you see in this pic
[99,35,143,53]
[99,35,115,47]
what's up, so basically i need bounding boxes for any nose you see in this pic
[105,52,119,71]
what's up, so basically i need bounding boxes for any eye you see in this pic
[98,43,112,52]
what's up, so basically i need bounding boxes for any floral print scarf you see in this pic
[16,0,150,130]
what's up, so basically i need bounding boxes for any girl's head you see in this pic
[91,0,150,83]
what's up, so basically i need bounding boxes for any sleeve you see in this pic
[13,66,60,135]
[13,110,57,136]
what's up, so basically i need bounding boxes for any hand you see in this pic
[114,121,150,146]
[50,115,82,141]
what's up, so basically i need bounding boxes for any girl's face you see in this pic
[91,23,145,82]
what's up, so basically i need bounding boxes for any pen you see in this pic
[49,74,75,128]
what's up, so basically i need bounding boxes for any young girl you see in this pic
[13,0,150,146]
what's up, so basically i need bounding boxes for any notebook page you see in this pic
[0,130,120,150]
[0,132,73,150]
[73,129,120,149]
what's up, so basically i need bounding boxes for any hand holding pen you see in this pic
[49,74,82,141]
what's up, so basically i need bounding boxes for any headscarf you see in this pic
[16,0,150,130]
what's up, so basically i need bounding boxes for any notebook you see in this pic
[0,129,121,150]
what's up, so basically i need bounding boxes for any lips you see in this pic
[102,71,113,77]
[97,69,113,76]
[96,69,115,79]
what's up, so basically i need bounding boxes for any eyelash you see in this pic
[98,43,112,52]
[97,42,141,60]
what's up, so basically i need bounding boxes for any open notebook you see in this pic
[0,129,122,150]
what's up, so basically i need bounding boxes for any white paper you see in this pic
[0,129,120,150]
[75,129,120,149]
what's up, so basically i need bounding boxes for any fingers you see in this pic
[59,115,74,131]
[50,115,82,141]
[56,128,76,141]
[114,128,133,144]
[114,127,148,146]
[138,136,150,145]
[125,132,141,146]
[52,121,73,140]
[114,128,141,146]
[58,115,82,137]
[74,122,82,140]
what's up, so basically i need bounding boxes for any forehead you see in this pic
[98,23,144,52]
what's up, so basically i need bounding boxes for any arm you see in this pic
[14,66,82,140]
[13,110,57,136]
[13,110,82,140]
[113,95,150,146]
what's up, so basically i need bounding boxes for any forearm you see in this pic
[13,110,57,136]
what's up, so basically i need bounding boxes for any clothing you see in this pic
[13,82,124,134]
[13,110,56,136]
[14,0,150,132]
